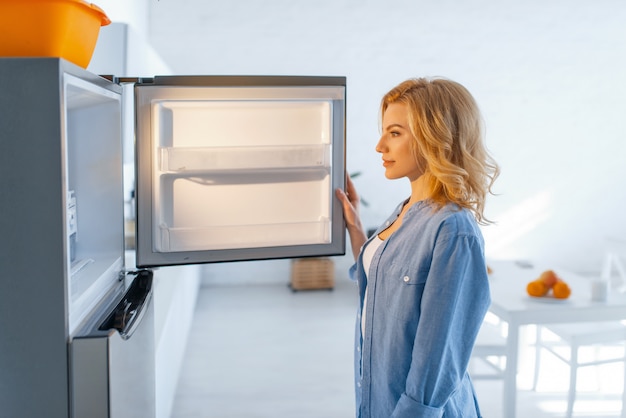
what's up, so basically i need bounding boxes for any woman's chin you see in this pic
[383,169,403,180]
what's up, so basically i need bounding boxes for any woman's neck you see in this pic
[407,175,429,206]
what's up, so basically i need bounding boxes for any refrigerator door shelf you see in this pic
[135,76,346,267]
[158,218,331,252]
[152,99,332,147]
[159,144,331,172]
[154,168,331,252]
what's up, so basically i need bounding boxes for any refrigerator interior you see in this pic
[64,73,125,335]
[135,78,346,266]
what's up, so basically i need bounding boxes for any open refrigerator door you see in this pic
[133,76,346,267]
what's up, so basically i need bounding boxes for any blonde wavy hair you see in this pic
[381,77,499,224]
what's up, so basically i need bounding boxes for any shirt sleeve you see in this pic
[391,223,491,417]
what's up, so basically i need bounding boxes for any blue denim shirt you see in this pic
[349,199,490,418]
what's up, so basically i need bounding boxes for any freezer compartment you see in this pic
[135,76,346,267]
[64,72,125,334]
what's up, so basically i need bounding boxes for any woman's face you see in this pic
[376,102,422,181]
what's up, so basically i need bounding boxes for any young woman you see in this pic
[336,77,499,418]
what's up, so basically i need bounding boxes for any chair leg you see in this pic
[566,345,579,418]
[622,349,626,418]
[614,255,626,292]
[532,325,542,391]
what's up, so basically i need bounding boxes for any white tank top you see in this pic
[361,235,384,335]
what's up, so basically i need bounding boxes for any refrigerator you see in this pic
[0,58,346,418]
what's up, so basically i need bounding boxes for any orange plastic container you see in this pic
[0,0,110,68]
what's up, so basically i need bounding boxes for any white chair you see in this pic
[531,321,626,417]
[471,314,507,380]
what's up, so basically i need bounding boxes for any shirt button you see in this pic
[403,276,410,282]
[385,221,390,226]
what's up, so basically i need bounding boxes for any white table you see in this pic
[486,259,626,418]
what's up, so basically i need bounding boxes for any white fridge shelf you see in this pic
[157,219,331,252]
[153,170,331,252]
[159,144,331,172]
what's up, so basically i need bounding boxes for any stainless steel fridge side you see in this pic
[134,76,347,268]
[0,58,124,418]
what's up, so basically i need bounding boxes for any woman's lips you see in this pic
[382,159,393,167]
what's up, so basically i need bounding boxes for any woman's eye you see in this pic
[390,131,400,137]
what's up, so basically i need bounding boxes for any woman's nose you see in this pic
[375,136,386,153]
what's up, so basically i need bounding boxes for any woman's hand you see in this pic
[335,173,368,260]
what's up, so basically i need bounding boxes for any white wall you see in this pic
[91,0,150,38]
[141,0,625,276]
[93,0,626,275]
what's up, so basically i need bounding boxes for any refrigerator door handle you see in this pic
[99,270,153,340]
[118,292,152,340]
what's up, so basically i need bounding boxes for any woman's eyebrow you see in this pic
[384,123,406,130]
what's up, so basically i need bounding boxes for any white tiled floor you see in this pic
[171,275,624,418]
